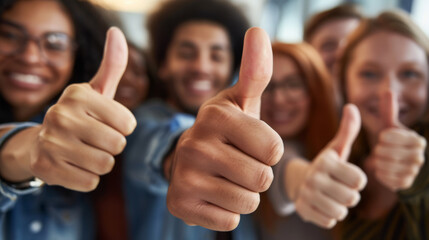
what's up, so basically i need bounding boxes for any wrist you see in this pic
[285,158,310,201]
[0,124,40,182]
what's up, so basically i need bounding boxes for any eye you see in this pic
[177,49,195,60]
[399,69,421,80]
[211,53,225,63]
[320,40,338,52]
[359,70,380,82]
[44,33,72,51]
[285,78,305,89]
[0,30,20,41]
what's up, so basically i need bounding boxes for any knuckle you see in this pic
[346,191,360,207]
[265,136,284,166]
[307,172,322,189]
[337,206,348,220]
[44,106,73,130]
[62,83,88,100]
[96,154,115,175]
[255,166,273,192]
[30,157,53,178]
[398,177,413,190]
[198,104,229,127]
[166,192,184,217]
[240,192,260,214]
[82,175,100,192]
[222,214,240,231]
[110,135,127,155]
[414,152,425,166]
[316,150,337,170]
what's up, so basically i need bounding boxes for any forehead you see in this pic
[170,21,231,50]
[272,53,300,80]
[312,18,360,42]
[351,31,428,68]
[2,0,74,35]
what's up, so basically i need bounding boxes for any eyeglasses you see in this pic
[0,19,76,66]
[263,74,308,101]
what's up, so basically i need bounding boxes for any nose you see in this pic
[273,88,287,104]
[379,72,401,96]
[191,52,211,74]
[17,40,45,65]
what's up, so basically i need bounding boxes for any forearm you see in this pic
[0,126,40,182]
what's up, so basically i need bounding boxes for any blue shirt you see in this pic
[0,100,258,240]
[124,100,258,240]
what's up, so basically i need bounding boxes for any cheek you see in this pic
[345,77,368,106]
[51,62,74,95]
[406,87,428,121]
[215,64,232,86]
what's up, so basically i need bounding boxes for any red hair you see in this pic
[271,42,339,158]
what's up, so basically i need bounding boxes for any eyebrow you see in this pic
[176,40,230,52]
[0,18,25,31]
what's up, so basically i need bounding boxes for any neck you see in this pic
[13,105,45,122]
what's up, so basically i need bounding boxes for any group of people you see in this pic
[0,0,427,240]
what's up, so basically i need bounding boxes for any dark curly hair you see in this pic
[0,0,110,123]
[147,0,249,76]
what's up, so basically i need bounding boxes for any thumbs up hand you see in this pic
[30,27,136,192]
[166,28,284,231]
[289,104,367,228]
[370,91,426,191]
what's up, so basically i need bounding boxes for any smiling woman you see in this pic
[0,0,108,123]
[0,0,76,121]
[0,0,113,239]
[335,9,429,240]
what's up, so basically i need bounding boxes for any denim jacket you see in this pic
[0,100,258,240]
[0,122,95,240]
[123,100,258,240]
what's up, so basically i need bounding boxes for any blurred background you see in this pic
[89,0,429,48]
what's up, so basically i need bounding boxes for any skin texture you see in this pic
[159,21,233,114]
[309,18,360,73]
[0,0,75,121]
[114,46,149,110]
[166,28,284,231]
[261,53,311,138]
[285,105,367,228]
[345,30,427,218]
[0,28,137,192]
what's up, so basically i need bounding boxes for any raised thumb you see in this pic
[380,91,402,129]
[329,104,361,160]
[90,27,128,99]
[229,27,272,119]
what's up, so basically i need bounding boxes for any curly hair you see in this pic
[146,0,249,75]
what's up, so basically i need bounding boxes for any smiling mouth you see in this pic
[9,72,44,86]
[191,80,212,92]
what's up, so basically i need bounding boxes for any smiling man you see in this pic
[123,0,254,239]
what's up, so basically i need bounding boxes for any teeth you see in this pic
[192,80,212,92]
[11,73,43,85]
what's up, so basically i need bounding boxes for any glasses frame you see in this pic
[0,19,77,66]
